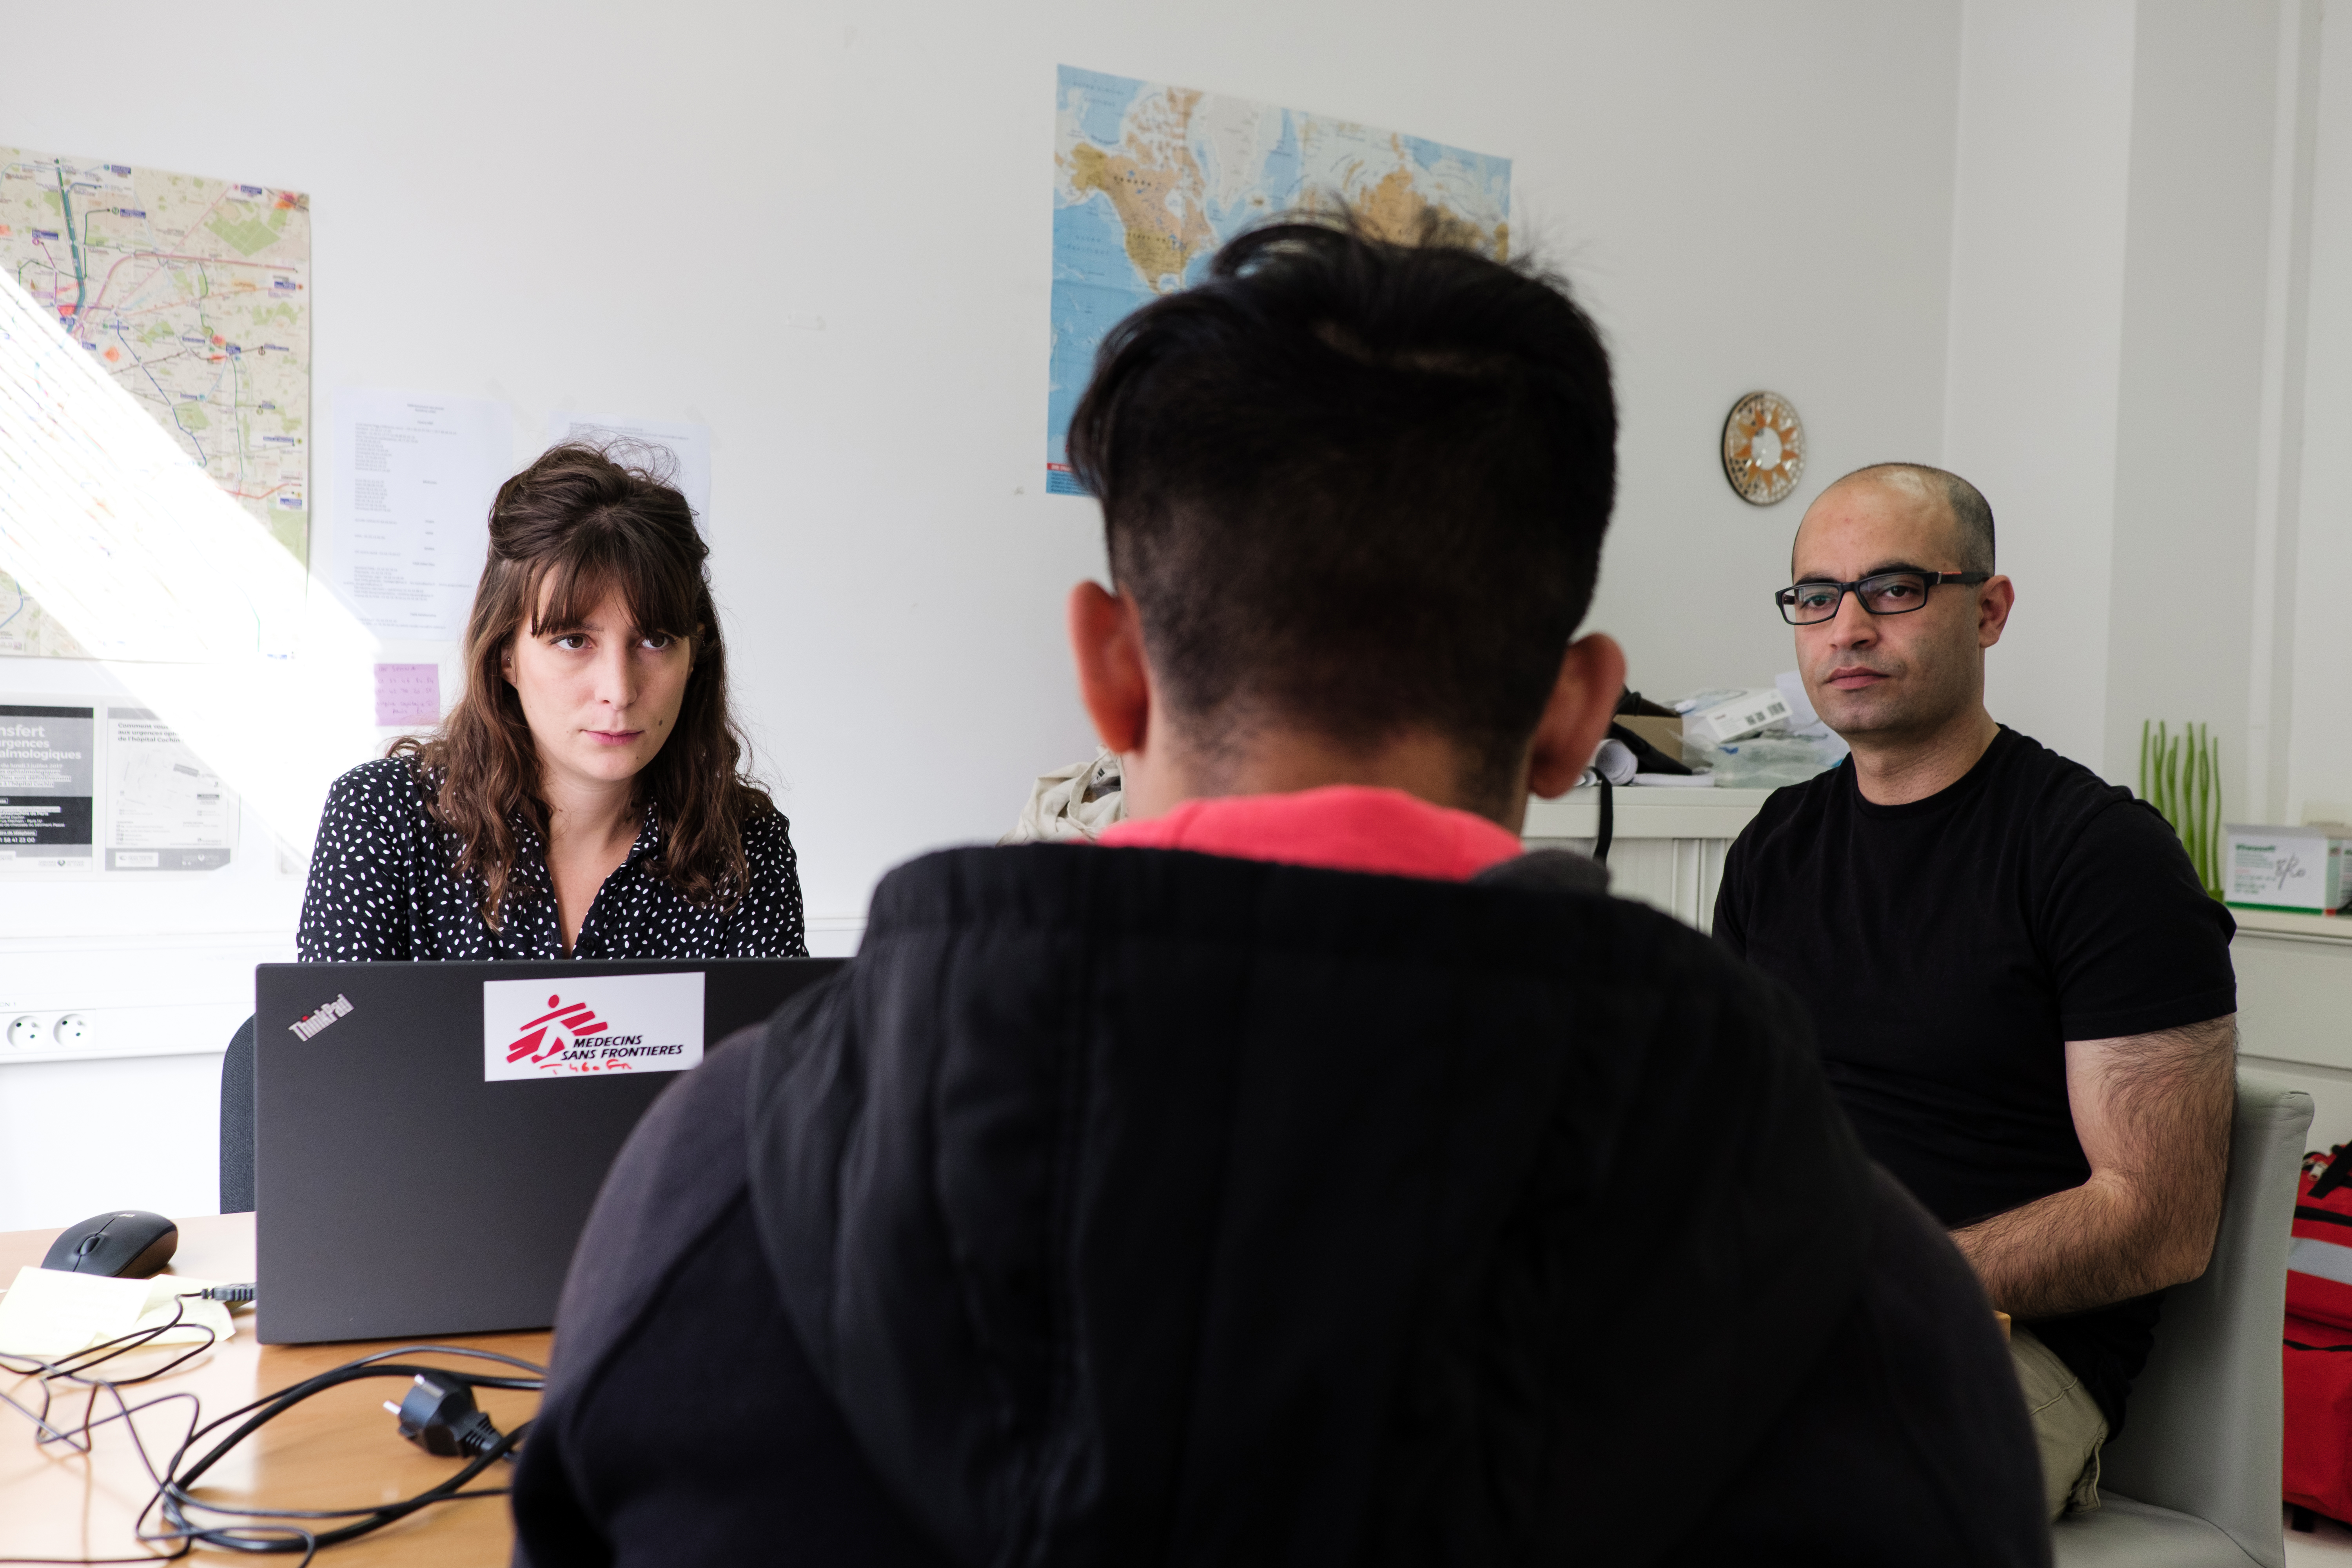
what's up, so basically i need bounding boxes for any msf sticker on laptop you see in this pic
[481,972,706,1082]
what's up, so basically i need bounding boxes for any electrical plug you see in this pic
[383,1372,509,1459]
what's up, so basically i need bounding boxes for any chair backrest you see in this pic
[2096,1069,2310,1568]
[219,1015,257,1214]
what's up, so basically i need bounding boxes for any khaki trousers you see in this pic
[2012,1325,2108,1520]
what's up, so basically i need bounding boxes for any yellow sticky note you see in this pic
[0,1266,233,1359]
[133,1275,234,1348]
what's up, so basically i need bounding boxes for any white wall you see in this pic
[2243,2,2323,826]
[2286,0,2352,827]
[1542,7,1963,703]
[0,1056,223,1231]
[2103,0,2288,797]
[1945,0,2319,815]
[1944,0,2138,771]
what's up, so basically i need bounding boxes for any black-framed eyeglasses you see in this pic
[1774,570,1991,626]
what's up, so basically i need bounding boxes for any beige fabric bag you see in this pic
[1001,751,1127,844]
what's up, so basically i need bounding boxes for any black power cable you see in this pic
[158,1346,544,1554]
[0,1304,544,1566]
[159,1345,543,1552]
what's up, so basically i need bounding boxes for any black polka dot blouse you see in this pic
[296,757,808,961]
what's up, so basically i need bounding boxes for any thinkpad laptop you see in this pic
[251,957,843,1344]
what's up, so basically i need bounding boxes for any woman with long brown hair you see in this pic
[296,444,804,960]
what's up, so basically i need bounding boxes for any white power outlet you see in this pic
[7,1016,42,1049]
[52,1015,89,1047]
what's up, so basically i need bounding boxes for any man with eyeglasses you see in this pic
[1713,463,2237,1521]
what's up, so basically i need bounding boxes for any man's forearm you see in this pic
[1950,1176,2189,1319]
[1952,1017,2236,1319]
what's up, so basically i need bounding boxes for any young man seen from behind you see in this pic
[512,223,2047,1566]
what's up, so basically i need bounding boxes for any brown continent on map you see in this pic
[1064,91,1218,291]
[1331,147,1511,261]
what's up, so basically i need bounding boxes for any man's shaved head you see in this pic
[1816,463,1996,574]
[1789,461,2012,760]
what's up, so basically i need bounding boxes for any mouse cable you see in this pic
[1,1301,220,1455]
[0,1301,220,1564]
[0,1313,545,1567]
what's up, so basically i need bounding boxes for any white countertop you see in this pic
[1522,785,1778,841]
[2230,906,2352,944]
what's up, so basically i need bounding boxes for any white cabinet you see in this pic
[1520,786,1773,933]
[2226,910,2352,1152]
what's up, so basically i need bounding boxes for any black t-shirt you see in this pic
[1713,726,2236,1432]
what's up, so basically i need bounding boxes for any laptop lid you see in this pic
[252,957,842,1345]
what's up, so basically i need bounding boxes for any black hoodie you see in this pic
[512,845,2047,1566]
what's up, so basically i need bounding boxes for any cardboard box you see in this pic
[2224,824,2352,913]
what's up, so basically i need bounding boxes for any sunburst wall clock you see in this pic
[1722,391,1806,505]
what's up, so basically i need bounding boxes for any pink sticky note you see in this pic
[374,663,440,727]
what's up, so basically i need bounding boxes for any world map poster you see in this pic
[1048,66,1510,495]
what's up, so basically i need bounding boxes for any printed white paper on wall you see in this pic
[105,706,233,871]
[0,702,94,871]
[333,391,513,637]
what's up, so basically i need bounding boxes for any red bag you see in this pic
[2290,1145,2352,1329]
[2285,1312,2352,1520]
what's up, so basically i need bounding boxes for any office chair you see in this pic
[2049,1069,2310,1568]
[219,1015,257,1214]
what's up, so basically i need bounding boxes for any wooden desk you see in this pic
[0,1214,545,1564]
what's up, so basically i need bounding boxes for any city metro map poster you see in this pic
[0,147,310,657]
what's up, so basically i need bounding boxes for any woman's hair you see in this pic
[391,442,774,928]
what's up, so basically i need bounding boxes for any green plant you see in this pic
[2141,720,2221,898]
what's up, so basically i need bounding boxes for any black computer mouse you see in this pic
[42,1210,179,1278]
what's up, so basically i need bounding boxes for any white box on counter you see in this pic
[2224,824,2352,913]
[1675,687,1793,747]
